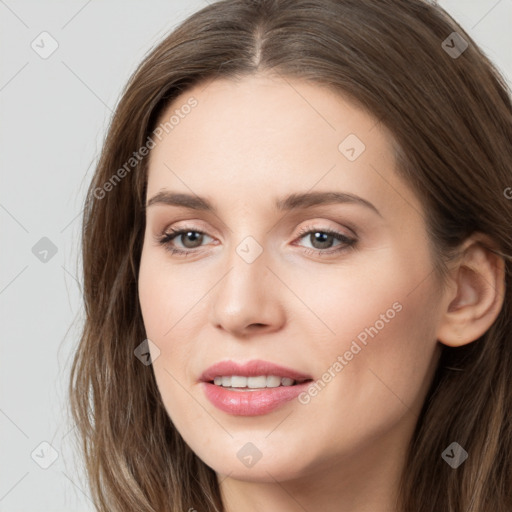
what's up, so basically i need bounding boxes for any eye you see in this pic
[293,225,357,256]
[156,224,357,257]
[156,227,214,255]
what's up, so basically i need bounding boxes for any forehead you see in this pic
[146,74,422,220]
[152,73,380,161]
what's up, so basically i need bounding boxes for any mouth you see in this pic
[199,359,314,416]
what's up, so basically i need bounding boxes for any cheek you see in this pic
[283,248,434,352]
[291,246,441,403]
[306,259,441,429]
[137,247,208,414]
[138,247,204,346]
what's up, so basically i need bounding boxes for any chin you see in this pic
[191,437,316,483]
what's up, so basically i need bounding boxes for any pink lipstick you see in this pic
[200,359,313,416]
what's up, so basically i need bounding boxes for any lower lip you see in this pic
[202,381,312,416]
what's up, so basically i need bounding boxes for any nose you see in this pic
[208,243,286,337]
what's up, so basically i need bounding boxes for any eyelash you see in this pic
[156,224,357,257]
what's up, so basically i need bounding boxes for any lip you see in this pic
[199,359,313,383]
[200,359,313,416]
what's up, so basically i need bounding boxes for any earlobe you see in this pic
[436,235,506,348]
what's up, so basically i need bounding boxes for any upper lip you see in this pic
[200,359,313,383]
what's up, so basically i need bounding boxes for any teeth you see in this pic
[231,376,247,388]
[266,375,281,388]
[212,375,297,388]
[248,376,267,388]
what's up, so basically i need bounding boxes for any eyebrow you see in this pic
[146,190,382,217]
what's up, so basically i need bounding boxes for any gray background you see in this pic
[1,1,511,510]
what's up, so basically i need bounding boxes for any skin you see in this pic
[137,73,505,512]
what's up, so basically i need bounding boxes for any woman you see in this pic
[69,0,512,510]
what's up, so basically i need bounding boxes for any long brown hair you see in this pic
[69,0,512,510]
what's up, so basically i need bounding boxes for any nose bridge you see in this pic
[219,233,269,305]
[208,231,284,334]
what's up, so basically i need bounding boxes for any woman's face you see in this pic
[138,74,445,482]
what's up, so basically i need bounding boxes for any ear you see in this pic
[436,234,506,347]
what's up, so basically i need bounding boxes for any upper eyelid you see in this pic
[160,223,353,237]
[158,216,357,235]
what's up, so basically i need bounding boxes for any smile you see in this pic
[200,360,313,415]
